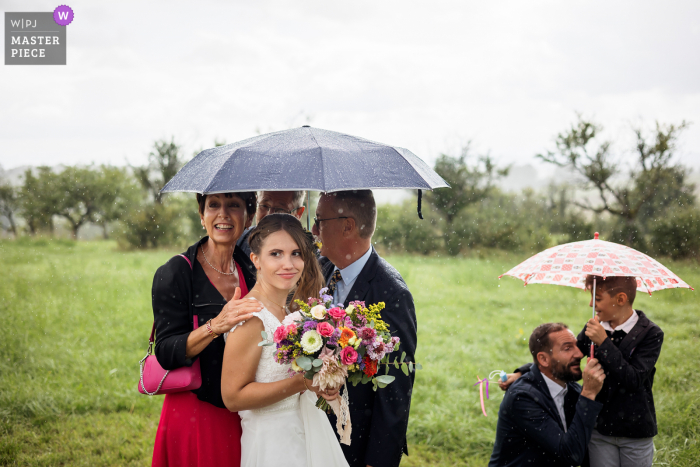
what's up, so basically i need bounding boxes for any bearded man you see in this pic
[489,323,606,467]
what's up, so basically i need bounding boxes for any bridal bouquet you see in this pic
[265,288,420,444]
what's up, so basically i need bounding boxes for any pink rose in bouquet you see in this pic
[316,321,335,337]
[340,345,359,365]
[273,326,288,344]
[328,307,346,321]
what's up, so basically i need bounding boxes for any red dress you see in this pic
[151,263,248,467]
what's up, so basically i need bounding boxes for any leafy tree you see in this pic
[537,116,694,247]
[650,205,700,260]
[133,138,184,204]
[118,202,182,249]
[453,189,551,253]
[20,167,58,235]
[428,144,509,255]
[545,184,594,242]
[121,138,190,249]
[0,182,20,236]
[92,166,140,239]
[51,166,104,239]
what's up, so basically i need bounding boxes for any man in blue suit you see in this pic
[489,323,606,467]
[312,190,417,467]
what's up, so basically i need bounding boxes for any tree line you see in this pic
[379,116,698,260]
[0,138,203,249]
[1,117,698,258]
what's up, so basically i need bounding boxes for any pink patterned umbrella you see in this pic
[500,232,693,356]
[500,232,693,295]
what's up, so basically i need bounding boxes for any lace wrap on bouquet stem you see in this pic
[325,384,352,445]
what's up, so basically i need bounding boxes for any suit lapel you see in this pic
[342,249,379,307]
[320,258,336,284]
[530,366,566,431]
[618,310,650,358]
[563,385,579,429]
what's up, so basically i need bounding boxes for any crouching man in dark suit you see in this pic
[489,323,606,467]
[312,190,417,467]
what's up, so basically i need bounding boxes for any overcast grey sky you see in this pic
[2,0,699,174]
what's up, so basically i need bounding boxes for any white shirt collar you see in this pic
[601,310,638,334]
[541,372,569,431]
[542,373,568,400]
[337,247,372,285]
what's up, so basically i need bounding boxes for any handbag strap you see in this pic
[148,254,198,346]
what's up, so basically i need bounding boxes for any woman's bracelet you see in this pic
[303,376,311,392]
[206,319,220,339]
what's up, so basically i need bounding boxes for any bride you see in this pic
[221,213,350,467]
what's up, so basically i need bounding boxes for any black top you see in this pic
[151,237,256,408]
[577,309,663,438]
[321,249,417,467]
[514,309,664,439]
[489,365,602,467]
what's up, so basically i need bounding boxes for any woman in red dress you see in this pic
[150,192,263,467]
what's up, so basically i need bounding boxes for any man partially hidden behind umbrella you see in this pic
[489,323,606,467]
[312,190,417,467]
[237,190,306,256]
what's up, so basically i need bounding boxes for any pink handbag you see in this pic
[138,255,202,396]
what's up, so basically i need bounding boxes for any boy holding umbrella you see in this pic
[497,233,692,466]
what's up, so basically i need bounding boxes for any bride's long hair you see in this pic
[248,214,324,310]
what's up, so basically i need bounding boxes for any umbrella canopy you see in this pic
[500,233,693,295]
[161,126,449,194]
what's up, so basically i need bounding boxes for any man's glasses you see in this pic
[313,216,349,230]
[259,204,301,215]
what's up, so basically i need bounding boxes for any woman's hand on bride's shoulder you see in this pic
[212,287,264,335]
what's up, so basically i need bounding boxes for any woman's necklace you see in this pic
[258,290,289,314]
[201,245,236,276]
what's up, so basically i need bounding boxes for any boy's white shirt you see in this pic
[601,310,639,333]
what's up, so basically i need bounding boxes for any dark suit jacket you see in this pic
[321,249,417,467]
[489,365,602,467]
[516,310,664,439]
[152,237,256,408]
[577,309,663,438]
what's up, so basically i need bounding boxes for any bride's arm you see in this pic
[221,318,308,412]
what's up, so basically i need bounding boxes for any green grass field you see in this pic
[1,239,698,466]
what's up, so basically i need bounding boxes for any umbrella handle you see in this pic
[590,277,596,359]
[306,191,311,231]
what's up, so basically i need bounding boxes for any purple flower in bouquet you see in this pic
[366,339,387,361]
[384,336,400,355]
[319,287,333,304]
[303,321,317,332]
[358,327,376,343]
[356,314,368,326]
[327,327,341,346]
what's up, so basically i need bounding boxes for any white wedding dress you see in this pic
[226,307,350,467]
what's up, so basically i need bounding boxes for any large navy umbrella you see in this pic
[161,126,449,220]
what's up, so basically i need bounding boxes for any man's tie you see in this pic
[328,269,343,296]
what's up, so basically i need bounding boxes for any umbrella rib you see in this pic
[306,128,326,192]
